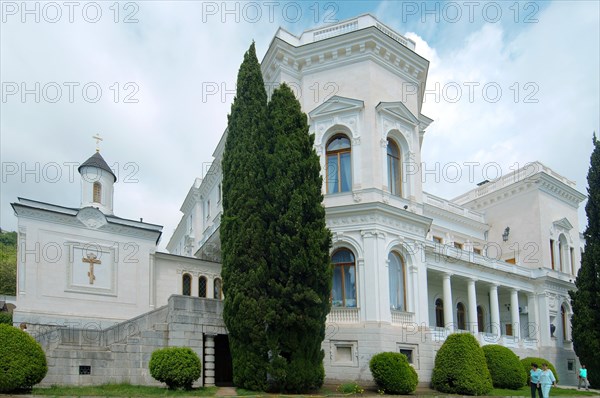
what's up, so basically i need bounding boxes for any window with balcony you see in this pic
[388,252,406,311]
[387,138,401,196]
[326,135,352,193]
[331,249,357,307]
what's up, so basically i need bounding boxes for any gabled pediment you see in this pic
[553,217,574,231]
[376,101,419,126]
[309,96,364,119]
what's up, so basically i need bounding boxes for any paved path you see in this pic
[215,386,239,397]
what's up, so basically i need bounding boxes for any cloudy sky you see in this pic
[1,1,598,249]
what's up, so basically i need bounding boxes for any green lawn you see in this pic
[31,383,217,397]
[490,386,598,397]
[23,383,597,397]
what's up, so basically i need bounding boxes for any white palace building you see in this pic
[12,15,586,386]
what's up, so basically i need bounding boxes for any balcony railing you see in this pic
[327,307,359,323]
[391,310,415,325]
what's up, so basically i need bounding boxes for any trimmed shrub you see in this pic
[431,333,493,395]
[482,345,527,389]
[369,352,418,394]
[520,357,559,384]
[0,324,48,392]
[0,312,12,325]
[149,347,201,390]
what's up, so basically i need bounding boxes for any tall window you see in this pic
[326,135,352,193]
[388,252,406,311]
[570,248,575,275]
[331,249,356,307]
[561,305,567,341]
[550,239,555,270]
[93,182,102,203]
[199,276,207,297]
[435,298,444,327]
[182,273,191,296]
[214,278,222,300]
[477,305,485,333]
[387,138,401,196]
[457,302,466,330]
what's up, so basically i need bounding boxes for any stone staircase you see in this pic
[36,295,226,386]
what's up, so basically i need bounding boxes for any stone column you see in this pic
[442,273,453,332]
[204,334,216,386]
[467,279,478,334]
[489,284,501,341]
[510,289,520,340]
[362,230,379,322]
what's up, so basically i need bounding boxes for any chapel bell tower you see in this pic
[77,135,116,215]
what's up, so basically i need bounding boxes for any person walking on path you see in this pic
[578,364,589,390]
[538,363,557,398]
[530,363,543,398]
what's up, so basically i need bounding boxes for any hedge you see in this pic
[369,352,418,394]
[482,345,527,389]
[431,333,493,395]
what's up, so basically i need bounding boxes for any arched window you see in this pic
[182,273,191,296]
[387,138,401,196]
[457,302,466,330]
[331,249,356,307]
[435,298,444,327]
[388,252,406,311]
[558,234,568,273]
[93,182,102,203]
[477,305,485,333]
[199,276,207,298]
[214,278,222,300]
[326,135,352,193]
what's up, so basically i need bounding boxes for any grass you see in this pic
[23,383,597,397]
[31,382,218,397]
[490,386,598,396]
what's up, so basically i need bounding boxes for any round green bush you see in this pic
[369,352,418,394]
[520,357,559,384]
[482,345,527,389]
[0,324,48,392]
[149,347,202,390]
[431,333,493,395]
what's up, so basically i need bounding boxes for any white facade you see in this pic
[12,151,223,330]
[167,14,587,385]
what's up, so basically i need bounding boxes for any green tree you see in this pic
[220,42,270,391]
[0,231,17,296]
[570,134,600,388]
[263,84,332,392]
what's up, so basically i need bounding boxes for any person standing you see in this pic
[578,364,589,390]
[538,363,557,398]
[530,363,543,398]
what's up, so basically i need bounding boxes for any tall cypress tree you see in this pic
[263,84,332,392]
[221,42,270,390]
[570,134,600,388]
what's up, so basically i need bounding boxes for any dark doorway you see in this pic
[214,334,233,386]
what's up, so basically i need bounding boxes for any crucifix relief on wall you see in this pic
[82,253,101,285]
